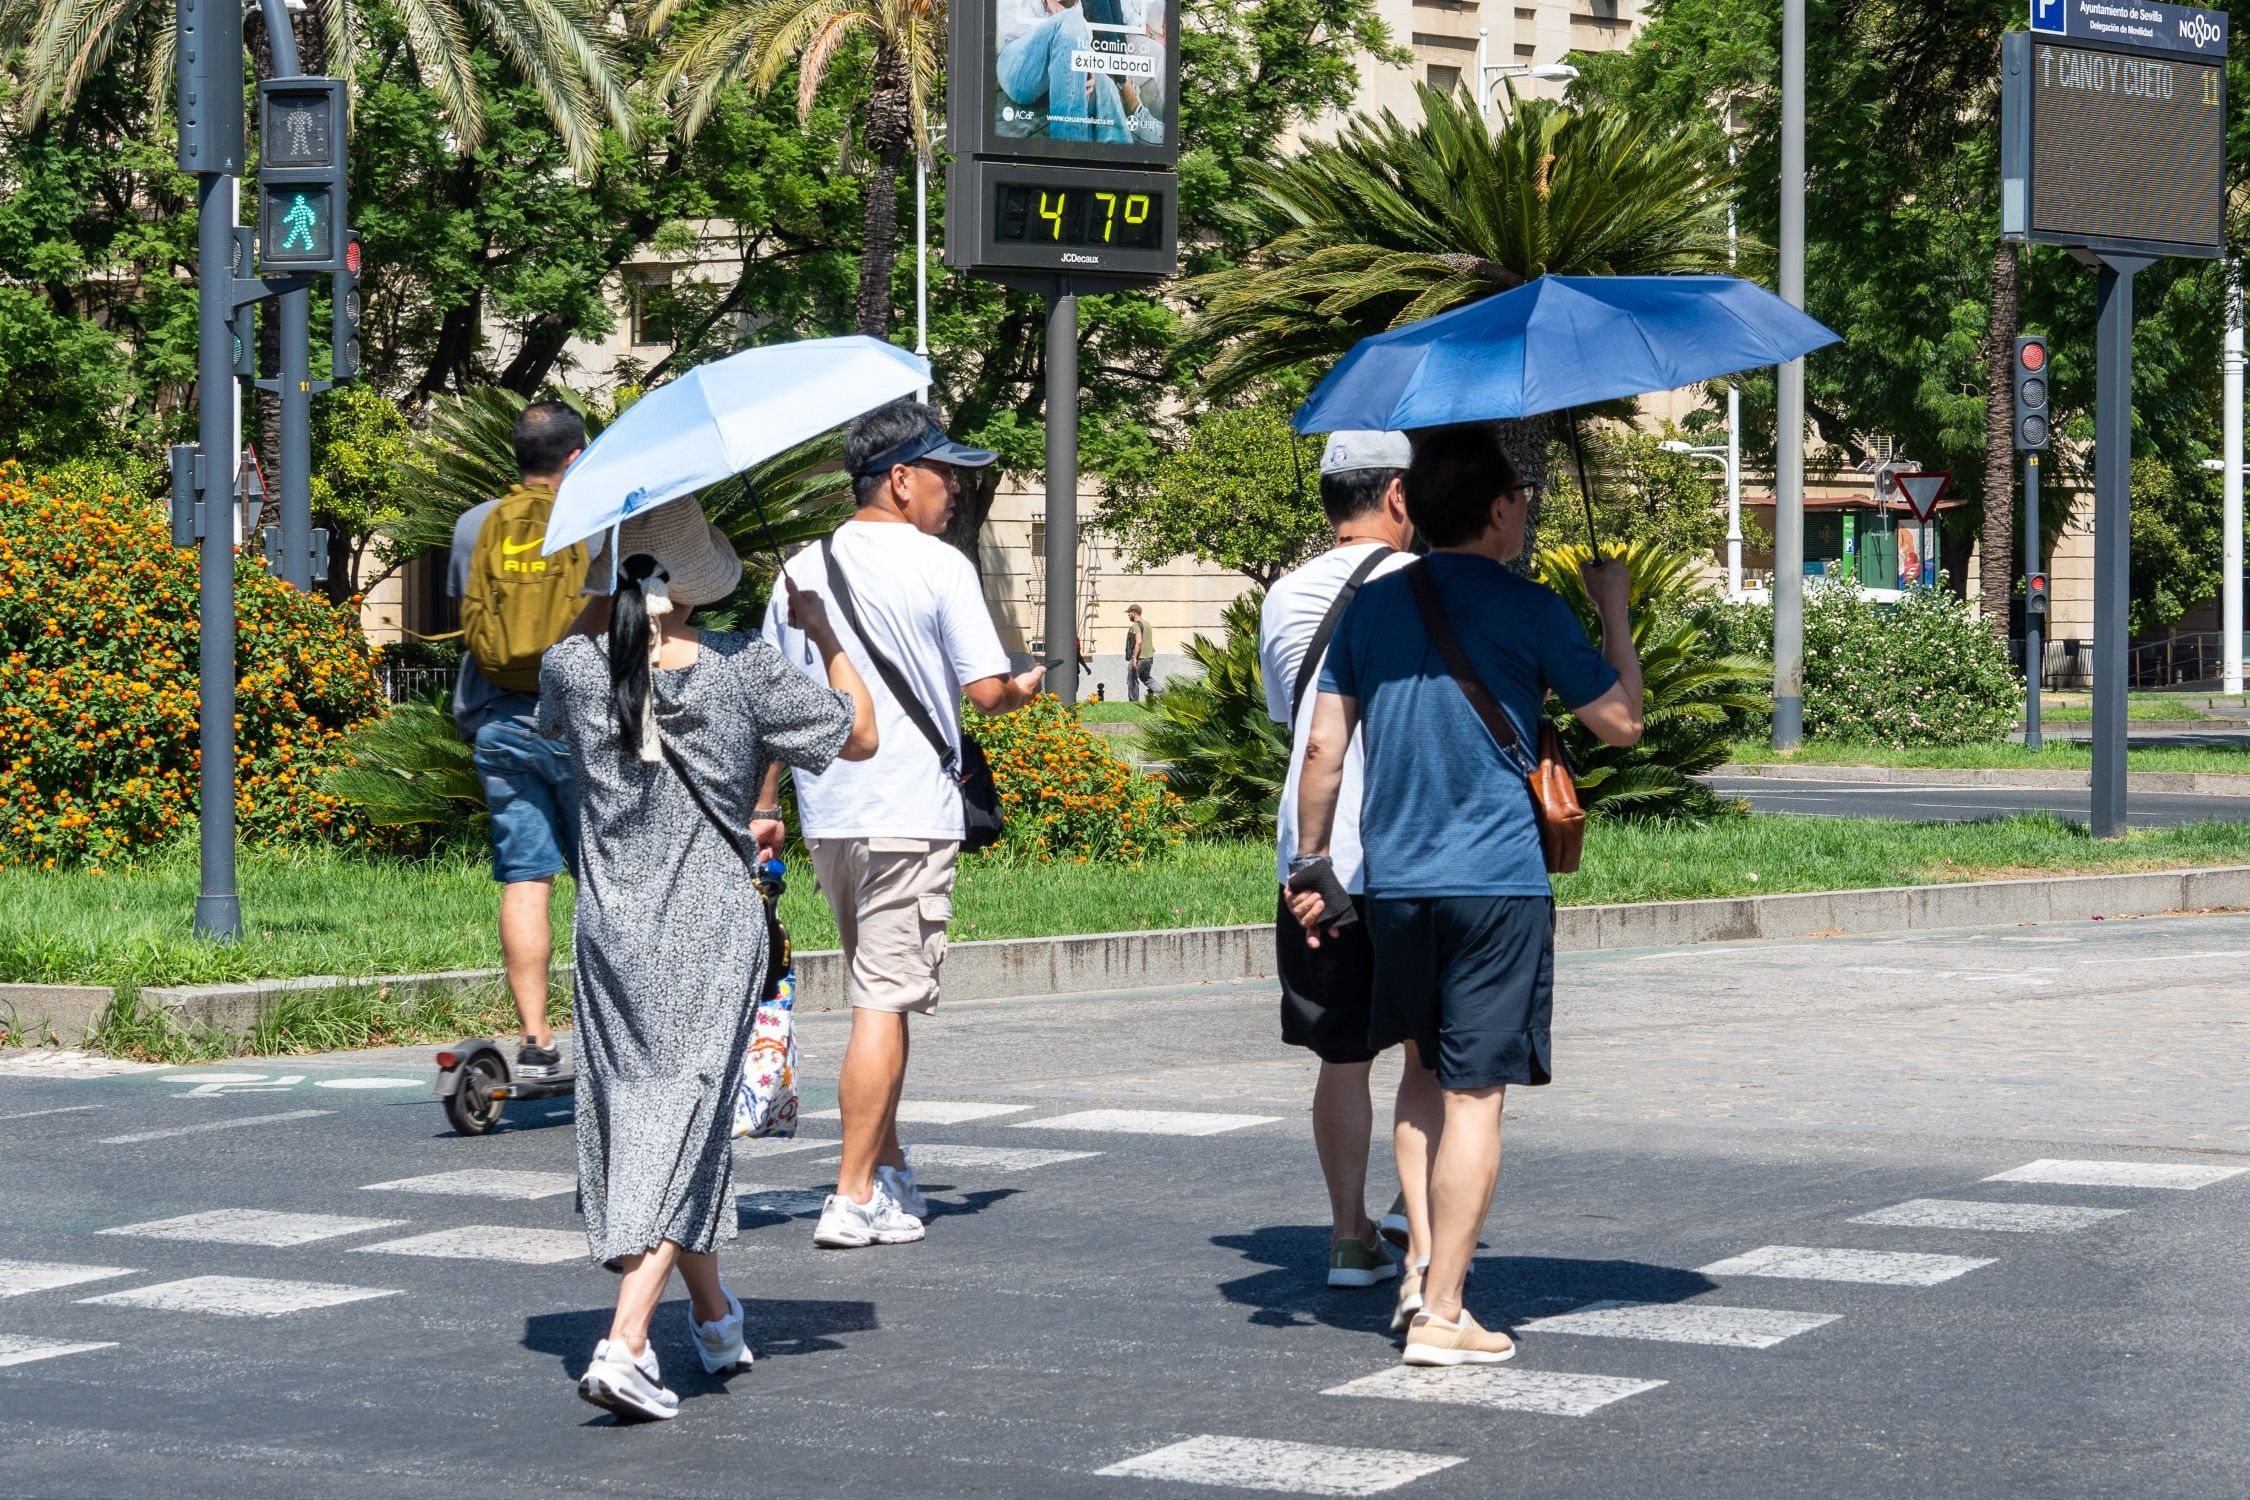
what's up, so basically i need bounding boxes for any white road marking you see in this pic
[158,1072,267,1086]
[312,1077,427,1091]
[2075,949,2250,966]
[78,1275,400,1317]
[1516,1300,1839,1349]
[99,1109,331,1144]
[0,1051,162,1078]
[738,1186,831,1217]
[354,1226,585,1264]
[734,1135,838,1158]
[100,1209,407,1247]
[0,1104,105,1122]
[361,1169,576,1200]
[1013,1109,1279,1137]
[0,1260,137,1298]
[1699,1245,1995,1286]
[1986,1158,2250,1191]
[1999,935,2082,944]
[805,1101,1031,1124]
[1096,1436,1463,1495]
[173,1074,304,1098]
[1326,1365,1666,1418]
[0,1335,118,1368]
[1852,1199,2131,1233]
[856,1144,1100,1172]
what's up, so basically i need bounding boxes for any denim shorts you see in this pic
[472,719,579,884]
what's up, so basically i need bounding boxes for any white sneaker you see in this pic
[577,1338,679,1421]
[688,1287,752,1375]
[813,1188,925,1248]
[877,1157,929,1219]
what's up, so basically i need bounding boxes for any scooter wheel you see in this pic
[445,1052,507,1136]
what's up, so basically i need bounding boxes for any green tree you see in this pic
[1097,399,1328,588]
[641,0,940,338]
[308,383,415,600]
[1542,420,1764,561]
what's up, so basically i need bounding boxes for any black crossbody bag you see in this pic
[820,534,1005,853]
[1290,547,1395,725]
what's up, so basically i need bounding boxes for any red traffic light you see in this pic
[344,237,361,276]
[2019,340,2046,372]
[2029,573,2047,592]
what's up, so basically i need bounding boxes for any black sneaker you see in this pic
[516,1040,564,1079]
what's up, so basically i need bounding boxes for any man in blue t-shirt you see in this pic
[1287,423,1644,1369]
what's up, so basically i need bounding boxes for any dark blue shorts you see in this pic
[471,719,578,885]
[1366,896,1554,1090]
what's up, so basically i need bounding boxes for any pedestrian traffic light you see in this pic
[256,78,349,272]
[230,227,257,379]
[2014,336,2050,452]
[2027,571,2050,616]
[331,230,361,381]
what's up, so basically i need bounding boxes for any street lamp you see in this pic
[1663,439,1744,598]
[1472,28,1580,120]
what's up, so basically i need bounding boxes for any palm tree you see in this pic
[1190,84,1736,491]
[640,0,939,338]
[0,0,631,179]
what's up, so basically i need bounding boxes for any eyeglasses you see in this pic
[1503,480,1544,508]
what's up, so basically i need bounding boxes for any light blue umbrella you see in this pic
[1291,274,1841,434]
[544,335,930,556]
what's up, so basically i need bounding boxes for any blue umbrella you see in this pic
[1291,274,1840,434]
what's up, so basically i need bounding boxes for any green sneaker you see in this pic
[1327,1236,1400,1289]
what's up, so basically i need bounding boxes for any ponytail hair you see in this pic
[610,553,662,757]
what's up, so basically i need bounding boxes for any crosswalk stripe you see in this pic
[99,1110,332,1144]
[0,1260,137,1299]
[360,1169,576,1200]
[1325,1365,1666,1418]
[1096,1435,1463,1495]
[77,1274,401,1317]
[1851,1199,2131,1233]
[738,1186,831,1217]
[1984,1158,2249,1191]
[1516,1300,1839,1349]
[817,1144,1100,1172]
[1012,1109,1279,1137]
[805,1102,1031,1124]
[1699,1245,1995,1286]
[100,1209,406,1247]
[353,1227,585,1264]
[734,1136,839,1158]
[0,1335,118,1368]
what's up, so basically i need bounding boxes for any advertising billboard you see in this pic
[953,0,1181,168]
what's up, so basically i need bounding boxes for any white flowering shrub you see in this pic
[1801,581,2019,746]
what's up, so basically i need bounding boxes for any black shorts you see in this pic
[1367,896,1554,1090]
[1275,891,1379,1065]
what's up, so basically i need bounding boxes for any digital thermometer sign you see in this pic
[993,183,1165,252]
[953,162,1179,280]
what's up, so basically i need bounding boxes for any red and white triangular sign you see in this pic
[1894,471,1949,522]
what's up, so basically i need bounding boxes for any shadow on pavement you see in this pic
[1464,1255,1721,1328]
[524,1294,881,1408]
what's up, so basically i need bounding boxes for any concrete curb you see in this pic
[0,984,115,1047]
[1710,763,2250,797]
[60,863,2250,1042]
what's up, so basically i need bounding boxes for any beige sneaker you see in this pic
[1402,1310,1516,1367]
[1391,1263,1425,1334]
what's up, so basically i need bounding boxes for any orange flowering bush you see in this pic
[0,462,390,868]
[965,693,1188,863]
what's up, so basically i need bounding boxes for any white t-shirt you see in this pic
[762,521,1014,840]
[1260,543,1412,894]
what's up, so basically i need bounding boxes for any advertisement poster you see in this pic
[991,1,1171,151]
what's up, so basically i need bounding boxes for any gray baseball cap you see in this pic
[1319,430,1413,476]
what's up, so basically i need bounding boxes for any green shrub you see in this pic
[965,694,1188,863]
[1140,592,1292,839]
[321,693,488,847]
[1800,582,2018,746]
[1534,540,1769,821]
[0,462,391,869]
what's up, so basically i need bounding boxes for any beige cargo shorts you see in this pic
[807,837,961,1014]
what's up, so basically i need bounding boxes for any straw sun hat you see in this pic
[613,496,742,608]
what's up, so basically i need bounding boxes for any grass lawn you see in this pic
[1076,701,1154,726]
[1723,739,2250,775]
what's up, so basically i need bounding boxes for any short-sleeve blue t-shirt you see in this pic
[1318,553,1619,898]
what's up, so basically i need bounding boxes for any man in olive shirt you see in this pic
[1125,605,1154,701]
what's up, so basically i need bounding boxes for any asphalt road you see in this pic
[4,912,2249,1498]
[1706,775,2250,827]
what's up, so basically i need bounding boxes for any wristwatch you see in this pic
[750,807,785,822]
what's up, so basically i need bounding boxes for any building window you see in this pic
[1427,64,1462,93]
[630,269,678,347]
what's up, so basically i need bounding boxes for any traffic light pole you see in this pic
[193,131,243,942]
[255,0,316,593]
[2024,452,2043,752]
[1772,0,1807,749]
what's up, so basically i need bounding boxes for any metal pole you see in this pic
[1726,140,1742,599]
[195,169,243,942]
[1044,282,1080,706]
[257,0,313,593]
[1772,0,1806,749]
[915,145,930,405]
[1476,27,1490,119]
[2091,259,2145,838]
[2025,452,2043,751]
[2225,259,2243,695]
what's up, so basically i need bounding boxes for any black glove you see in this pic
[1286,855,1359,931]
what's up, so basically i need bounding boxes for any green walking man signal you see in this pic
[279,192,318,251]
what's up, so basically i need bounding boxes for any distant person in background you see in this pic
[447,401,588,1083]
[1125,604,1154,701]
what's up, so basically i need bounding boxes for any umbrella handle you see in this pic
[1566,412,1602,556]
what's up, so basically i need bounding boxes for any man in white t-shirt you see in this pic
[761,399,1046,1251]
[1259,430,1441,1304]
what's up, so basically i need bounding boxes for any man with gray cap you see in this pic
[760,398,1047,1250]
[1259,430,1443,1299]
